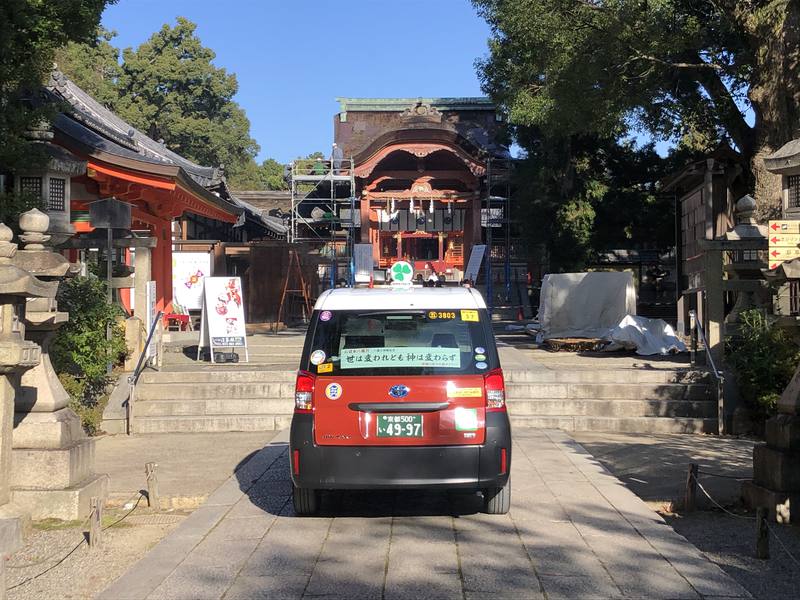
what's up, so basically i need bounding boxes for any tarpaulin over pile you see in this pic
[605,315,686,356]
[537,272,636,340]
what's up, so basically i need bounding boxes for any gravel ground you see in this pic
[6,510,184,600]
[665,511,800,600]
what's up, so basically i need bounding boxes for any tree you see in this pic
[115,18,260,174]
[473,0,800,215]
[0,0,114,173]
[54,27,121,108]
[260,158,289,190]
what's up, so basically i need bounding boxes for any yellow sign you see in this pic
[428,311,456,320]
[769,247,800,261]
[769,233,800,246]
[317,362,333,374]
[460,310,479,322]
[770,260,785,270]
[769,221,800,235]
[447,387,482,398]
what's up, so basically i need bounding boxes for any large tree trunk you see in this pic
[744,1,800,217]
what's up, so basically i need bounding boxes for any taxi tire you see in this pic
[482,478,511,514]
[292,485,319,516]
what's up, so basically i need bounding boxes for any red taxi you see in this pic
[289,287,511,515]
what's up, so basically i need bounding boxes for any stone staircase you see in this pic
[504,367,716,433]
[132,369,295,433]
[129,328,716,434]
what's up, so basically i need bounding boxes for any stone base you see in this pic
[12,474,108,521]
[753,443,800,491]
[11,438,95,489]
[742,481,797,524]
[13,407,85,449]
[765,413,800,450]
[0,503,31,542]
[0,513,23,555]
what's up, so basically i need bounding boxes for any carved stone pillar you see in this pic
[0,221,50,588]
[11,209,108,520]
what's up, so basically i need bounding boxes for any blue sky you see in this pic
[102,0,493,163]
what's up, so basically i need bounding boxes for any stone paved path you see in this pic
[99,429,749,600]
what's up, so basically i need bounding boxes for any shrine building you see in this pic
[290,97,514,286]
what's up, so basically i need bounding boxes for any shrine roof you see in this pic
[47,70,222,188]
[765,137,800,173]
[336,97,495,113]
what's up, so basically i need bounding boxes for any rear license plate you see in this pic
[376,414,423,437]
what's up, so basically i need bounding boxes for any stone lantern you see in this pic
[0,220,51,593]
[10,209,108,520]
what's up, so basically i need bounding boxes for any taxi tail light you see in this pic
[295,370,315,413]
[484,368,506,411]
[500,448,508,474]
[292,450,301,475]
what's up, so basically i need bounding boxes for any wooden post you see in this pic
[689,310,697,367]
[89,496,102,548]
[145,462,160,511]
[703,247,725,370]
[756,507,770,559]
[684,463,698,512]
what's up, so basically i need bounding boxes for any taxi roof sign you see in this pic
[389,261,414,286]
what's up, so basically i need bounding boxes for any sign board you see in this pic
[768,221,800,270]
[464,245,487,282]
[389,261,414,285]
[353,244,374,284]
[172,251,212,310]
[197,277,249,362]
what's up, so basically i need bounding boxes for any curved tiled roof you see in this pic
[47,70,223,187]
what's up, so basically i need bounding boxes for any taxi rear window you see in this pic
[303,309,496,376]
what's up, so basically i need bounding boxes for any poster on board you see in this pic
[197,276,249,362]
[172,251,212,310]
[464,245,486,282]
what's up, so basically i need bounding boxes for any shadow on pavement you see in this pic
[233,440,482,518]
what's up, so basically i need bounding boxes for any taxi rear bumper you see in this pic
[289,411,511,490]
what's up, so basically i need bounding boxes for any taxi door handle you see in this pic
[348,402,449,413]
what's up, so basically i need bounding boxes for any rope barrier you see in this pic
[7,492,146,591]
[696,469,751,481]
[690,471,800,566]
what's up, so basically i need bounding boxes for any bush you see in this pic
[51,276,128,434]
[727,309,800,420]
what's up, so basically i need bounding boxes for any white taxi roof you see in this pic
[314,286,487,311]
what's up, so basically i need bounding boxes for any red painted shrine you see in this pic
[334,98,509,276]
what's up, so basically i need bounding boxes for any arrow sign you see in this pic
[770,262,783,270]
[769,247,800,261]
[772,250,780,257]
[769,220,800,234]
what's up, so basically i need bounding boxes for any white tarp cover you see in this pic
[538,272,636,340]
[606,315,687,356]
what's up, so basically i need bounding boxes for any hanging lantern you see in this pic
[429,198,434,214]
[390,197,396,213]
[409,197,415,212]
[448,200,453,215]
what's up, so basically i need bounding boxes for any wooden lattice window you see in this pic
[19,176,42,199]
[789,175,800,209]
[48,178,66,211]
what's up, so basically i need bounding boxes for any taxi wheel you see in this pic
[482,478,511,514]
[292,484,319,516]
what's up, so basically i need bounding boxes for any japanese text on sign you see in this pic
[340,346,460,369]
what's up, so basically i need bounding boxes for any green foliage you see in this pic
[51,276,127,434]
[0,191,45,229]
[727,310,800,419]
[0,0,113,172]
[473,0,800,209]
[226,158,288,190]
[58,19,261,182]
[512,131,675,272]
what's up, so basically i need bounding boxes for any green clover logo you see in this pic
[391,262,412,282]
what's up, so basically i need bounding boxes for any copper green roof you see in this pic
[336,97,495,112]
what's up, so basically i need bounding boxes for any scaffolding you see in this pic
[289,158,357,287]
[483,156,523,314]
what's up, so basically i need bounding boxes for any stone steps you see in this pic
[132,414,291,434]
[504,369,708,384]
[505,382,708,401]
[506,398,716,419]
[134,398,292,417]
[138,370,296,385]
[508,415,716,434]
[136,382,294,401]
